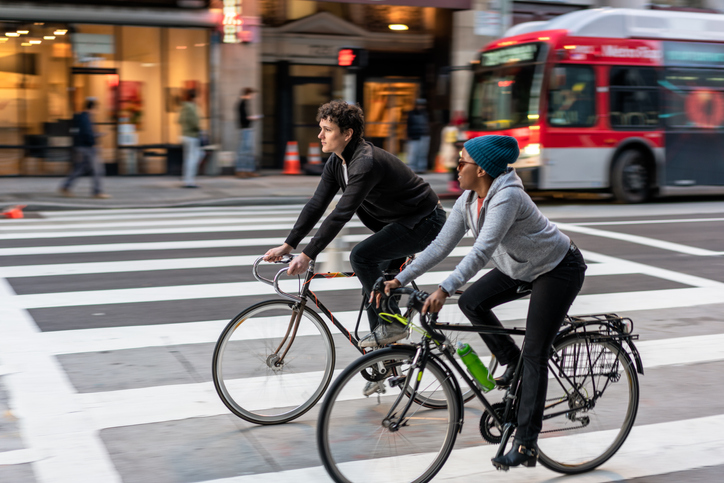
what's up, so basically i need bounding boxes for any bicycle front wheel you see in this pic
[414,295,487,408]
[317,346,460,483]
[537,336,639,474]
[212,300,335,425]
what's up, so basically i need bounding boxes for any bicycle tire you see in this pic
[317,346,460,483]
[409,295,485,408]
[212,299,336,425]
[536,336,639,474]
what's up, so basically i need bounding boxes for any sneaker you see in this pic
[359,321,409,348]
[59,188,73,197]
[362,380,386,397]
[93,193,111,199]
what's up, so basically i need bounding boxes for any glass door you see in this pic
[71,67,119,173]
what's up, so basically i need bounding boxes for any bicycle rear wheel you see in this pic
[212,300,335,425]
[536,336,639,474]
[317,346,460,483]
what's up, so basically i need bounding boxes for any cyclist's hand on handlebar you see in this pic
[287,252,311,276]
[369,279,401,308]
[421,288,447,315]
[263,244,293,262]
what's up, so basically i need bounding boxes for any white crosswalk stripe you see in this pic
[0,206,722,483]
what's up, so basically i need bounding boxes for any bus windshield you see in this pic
[469,43,547,131]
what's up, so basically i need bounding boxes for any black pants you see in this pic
[350,204,446,330]
[458,244,587,444]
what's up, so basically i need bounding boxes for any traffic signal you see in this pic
[338,47,367,69]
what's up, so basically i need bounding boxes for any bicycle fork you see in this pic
[381,345,428,431]
[267,299,307,369]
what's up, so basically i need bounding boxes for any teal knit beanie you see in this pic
[463,135,519,178]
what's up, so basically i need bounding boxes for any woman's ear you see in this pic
[477,167,486,178]
[344,129,353,142]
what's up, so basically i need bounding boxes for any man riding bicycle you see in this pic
[264,100,446,346]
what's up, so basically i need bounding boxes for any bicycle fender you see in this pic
[623,339,644,376]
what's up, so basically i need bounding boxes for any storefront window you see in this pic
[166,28,210,144]
[364,79,419,156]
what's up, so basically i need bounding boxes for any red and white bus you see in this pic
[466,7,724,202]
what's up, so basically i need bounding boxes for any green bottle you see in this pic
[457,342,495,392]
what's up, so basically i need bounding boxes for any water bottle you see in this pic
[457,342,495,392]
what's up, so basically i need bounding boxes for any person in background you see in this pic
[264,100,445,347]
[439,112,462,194]
[235,87,262,178]
[59,97,110,199]
[178,88,202,188]
[406,98,430,174]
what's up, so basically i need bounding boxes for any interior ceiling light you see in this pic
[54,29,67,35]
[21,42,32,46]
[44,35,55,40]
[29,39,41,44]
[389,24,408,31]
[6,32,20,37]
[17,30,29,35]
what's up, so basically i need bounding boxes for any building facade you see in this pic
[2,0,723,176]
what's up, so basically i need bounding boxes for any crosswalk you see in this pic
[1,205,723,483]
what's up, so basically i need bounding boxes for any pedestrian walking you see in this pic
[59,98,110,199]
[235,87,262,178]
[178,88,203,188]
[406,98,430,174]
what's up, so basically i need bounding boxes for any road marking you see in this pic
[74,331,723,430]
[207,414,724,482]
[0,279,121,483]
[558,222,724,256]
[575,216,724,226]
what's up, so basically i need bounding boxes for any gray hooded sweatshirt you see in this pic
[396,168,570,294]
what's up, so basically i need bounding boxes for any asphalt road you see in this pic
[1,198,723,483]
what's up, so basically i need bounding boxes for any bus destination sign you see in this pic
[482,44,540,67]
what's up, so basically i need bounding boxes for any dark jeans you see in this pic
[62,146,104,195]
[350,204,446,330]
[458,244,587,445]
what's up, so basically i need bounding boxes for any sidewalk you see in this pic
[0,171,458,211]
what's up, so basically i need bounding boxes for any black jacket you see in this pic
[285,139,440,259]
[406,108,430,140]
[71,111,95,147]
[238,99,251,129]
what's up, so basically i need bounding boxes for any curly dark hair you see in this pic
[316,100,364,142]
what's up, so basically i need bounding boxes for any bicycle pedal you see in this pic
[387,376,405,388]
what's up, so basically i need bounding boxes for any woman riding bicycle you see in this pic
[375,134,587,468]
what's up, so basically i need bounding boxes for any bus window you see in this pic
[469,43,547,131]
[662,69,724,129]
[610,67,659,129]
[547,65,595,127]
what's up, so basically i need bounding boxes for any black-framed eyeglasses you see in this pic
[457,158,477,169]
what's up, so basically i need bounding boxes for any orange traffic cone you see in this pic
[283,141,301,175]
[433,154,448,174]
[2,205,26,219]
[307,143,322,165]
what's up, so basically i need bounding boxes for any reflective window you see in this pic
[609,67,659,129]
[662,69,724,129]
[547,65,596,127]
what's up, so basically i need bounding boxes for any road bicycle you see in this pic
[316,286,643,483]
[211,256,482,425]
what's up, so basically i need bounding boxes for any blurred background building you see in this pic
[1,0,722,176]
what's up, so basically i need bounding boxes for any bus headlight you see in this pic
[523,143,540,156]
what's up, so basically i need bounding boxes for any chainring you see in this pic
[480,402,506,444]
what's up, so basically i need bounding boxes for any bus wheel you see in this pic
[611,150,651,203]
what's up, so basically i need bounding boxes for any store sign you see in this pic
[222,0,244,44]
